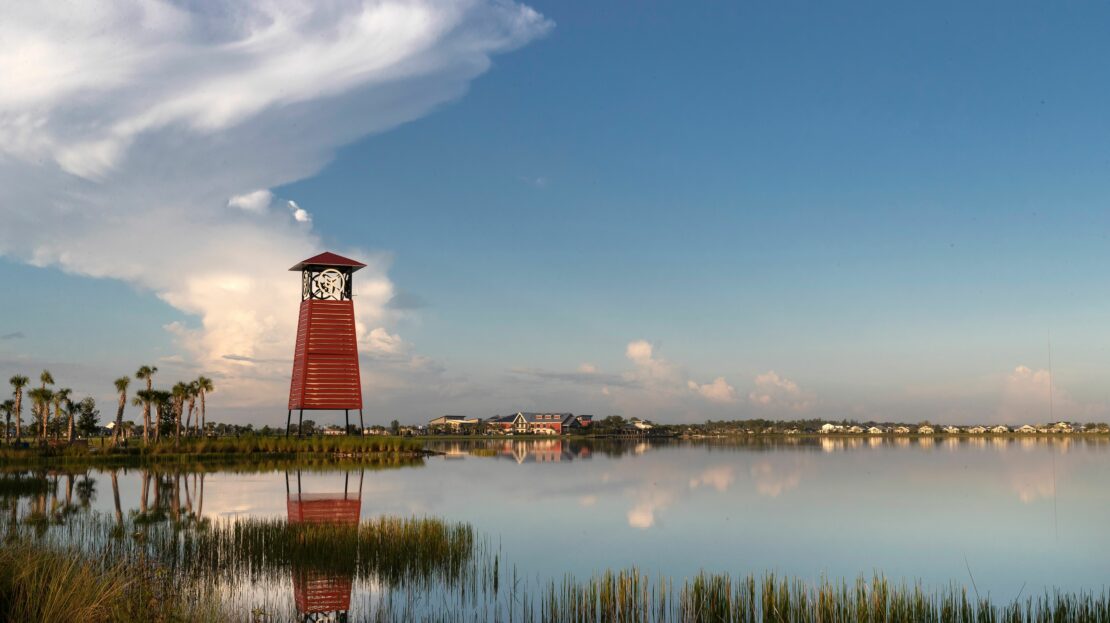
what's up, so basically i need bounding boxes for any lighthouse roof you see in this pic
[289,251,366,272]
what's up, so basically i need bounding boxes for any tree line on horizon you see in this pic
[3,366,214,446]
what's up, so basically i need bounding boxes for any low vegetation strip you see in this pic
[533,570,1110,623]
[0,434,427,465]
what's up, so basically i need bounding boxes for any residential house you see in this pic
[846,425,865,434]
[942,426,961,434]
[1050,421,1073,433]
[484,415,516,433]
[892,426,911,434]
[917,425,935,435]
[819,423,844,434]
[1016,424,1038,434]
[630,417,654,431]
[867,426,885,435]
[967,426,988,434]
[991,425,1009,434]
[428,415,481,432]
[510,412,574,435]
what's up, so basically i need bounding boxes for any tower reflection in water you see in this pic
[285,470,364,623]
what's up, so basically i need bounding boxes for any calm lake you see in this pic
[4,437,1109,620]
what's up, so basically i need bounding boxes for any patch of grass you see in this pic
[0,542,221,622]
[0,435,428,469]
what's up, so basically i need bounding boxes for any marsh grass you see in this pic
[0,542,220,622]
[0,435,428,469]
[528,570,1110,623]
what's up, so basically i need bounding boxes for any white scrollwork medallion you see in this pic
[311,269,347,300]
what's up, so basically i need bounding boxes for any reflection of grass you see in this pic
[182,516,475,586]
[0,543,220,622]
[0,474,53,496]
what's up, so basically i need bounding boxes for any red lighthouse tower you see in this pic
[287,252,365,436]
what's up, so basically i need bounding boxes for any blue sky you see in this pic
[2,1,1110,424]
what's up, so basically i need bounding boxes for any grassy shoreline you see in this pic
[0,435,430,468]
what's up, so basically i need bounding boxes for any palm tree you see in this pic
[152,390,171,443]
[28,388,52,443]
[135,365,157,443]
[171,382,188,445]
[195,376,214,437]
[38,370,54,440]
[1,400,13,444]
[52,388,71,442]
[185,382,199,435]
[111,377,130,446]
[8,375,28,443]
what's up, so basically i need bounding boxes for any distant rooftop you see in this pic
[289,251,367,272]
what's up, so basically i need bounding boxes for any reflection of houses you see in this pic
[286,471,363,623]
[485,439,591,463]
[428,415,481,433]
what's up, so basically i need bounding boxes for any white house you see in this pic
[942,426,961,434]
[917,425,935,435]
[867,426,885,435]
[892,426,911,434]
[967,426,988,434]
[631,418,654,431]
[1016,424,1037,434]
[820,423,844,434]
[847,425,865,434]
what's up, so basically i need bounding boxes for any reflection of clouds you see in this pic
[578,495,597,507]
[688,466,734,492]
[627,489,675,529]
[627,503,655,528]
[749,461,802,498]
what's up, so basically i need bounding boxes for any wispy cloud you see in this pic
[0,331,25,341]
[510,367,638,388]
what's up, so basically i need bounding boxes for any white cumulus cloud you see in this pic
[227,190,274,214]
[748,371,812,411]
[687,377,738,403]
[0,0,551,409]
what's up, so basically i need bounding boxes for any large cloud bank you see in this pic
[0,0,550,406]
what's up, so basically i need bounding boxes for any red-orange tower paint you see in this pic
[287,252,365,435]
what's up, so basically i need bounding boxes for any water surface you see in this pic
[4,437,1108,618]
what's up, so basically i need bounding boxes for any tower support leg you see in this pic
[358,409,365,435]
[345,409,350,435]
[298,409,304,437]
[286,410,292,437]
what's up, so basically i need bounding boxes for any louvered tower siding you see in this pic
[287,252,366,416]
[288,299,362,410]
